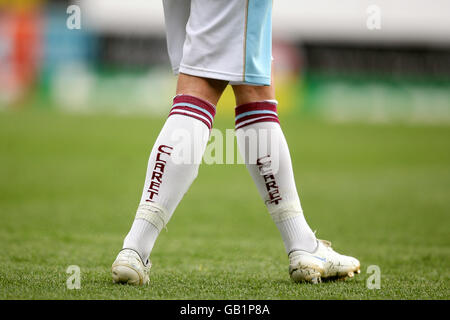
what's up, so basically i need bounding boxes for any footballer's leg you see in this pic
[232,71,360,284]
[113,0,231,285]
[112,74,227,285]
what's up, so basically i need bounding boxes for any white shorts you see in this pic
[162,0,273,86]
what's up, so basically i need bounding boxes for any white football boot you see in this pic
[289,239,360,284]
[111,249,151,285]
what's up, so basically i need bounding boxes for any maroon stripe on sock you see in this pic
[235,101,277,117]
[173,94,216,118]
[235,113,279,126]
[169,111,212,129]
[171,106,213,124]
[235,117,280,130]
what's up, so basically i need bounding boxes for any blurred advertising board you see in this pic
[300,43,450,124]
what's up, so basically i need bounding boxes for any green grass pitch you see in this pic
[0,110,449,299]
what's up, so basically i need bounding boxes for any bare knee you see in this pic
[176,73,228,105]
[232,84,275,106]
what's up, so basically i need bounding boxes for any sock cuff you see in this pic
[234,100,279,130]
[169,94,216,130]
[135,202,170,232]
[268,201,302,223]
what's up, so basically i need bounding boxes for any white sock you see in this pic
[275,215,317,254]
[123,94,215,261]
[123,219,159,263]
[235,100,317,254]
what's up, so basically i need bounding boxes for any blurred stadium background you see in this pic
[2,0,450,122]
